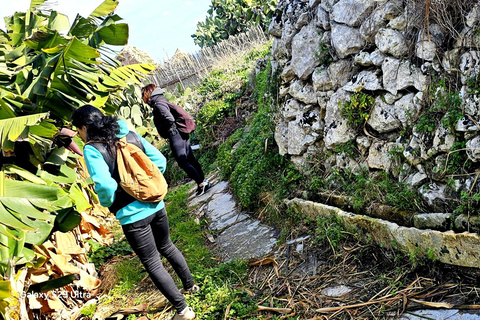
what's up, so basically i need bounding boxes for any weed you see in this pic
[427,248,436,261]
[417,78,463,133]
[80,303,96,317]
[315,41,333,66]
[454,190,480,215]
[313,216,348,248]
[110,258,145,297]
[445,141,472,175]
[340,88,375,131]
[87,239,134,269]
[332,139,358,158]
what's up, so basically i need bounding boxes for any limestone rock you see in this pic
[291,22,322,79]
[285,198,480,269]
[331,23,365,58]
[406,172,428,187]
[413,213,452,231]
[344,70,383,92]
[324,89,356,149]
[268,16,283,37]
[275,120,289,156]
[375,28,408,58]
[331,0,376,27]
[354,50,385,66]
[466,136,480,162]
[367,141,398,171]
[382,57,427,95]
[312,59,355,91]
[428,122,456,156]
[415,24,443,61]
[420,183,448,212]
[367,93,420,133]
[290,80,318,104]
[316,6,330,30]
[459,51,480,85]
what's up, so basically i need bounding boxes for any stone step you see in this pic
[285,198,480,269]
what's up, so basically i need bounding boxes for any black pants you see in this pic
[121,208,194,312]
[170,132,204,185]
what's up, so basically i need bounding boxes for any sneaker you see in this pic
[173,306,195,320]
[181,284,200,294]
[196,181,211,196]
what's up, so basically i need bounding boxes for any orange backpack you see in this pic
[115,136,168,202]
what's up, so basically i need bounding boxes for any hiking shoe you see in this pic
[181,284,200,294]
[196,181,211,196]
[173,307,195,320]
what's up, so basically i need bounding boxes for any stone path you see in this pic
[189,177,278,261]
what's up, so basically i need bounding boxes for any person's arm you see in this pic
[83,145,118,207]
[152,100,177,134]
[137,134,167,174]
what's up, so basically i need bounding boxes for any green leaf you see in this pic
[69,183,91,212]
[0,202,34,232]
[48,11,70,32]
[1,198,52,221]
[69,16,97,38]
[4,164,47,185]
[89,0,119,18]
[38,165,77,184]
[3,179,60,201]
[0,281,11,300]
[54,207,81,233]
[97,24,128,45]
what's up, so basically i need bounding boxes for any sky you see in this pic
[1,0,212,62]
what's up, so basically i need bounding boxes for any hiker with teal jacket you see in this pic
[72,105,197,320]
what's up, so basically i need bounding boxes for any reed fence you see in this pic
[149,25,269,91]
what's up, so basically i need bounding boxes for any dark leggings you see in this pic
[122,208,194,313]
[170,132,204,185]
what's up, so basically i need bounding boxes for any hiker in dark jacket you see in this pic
[142,84,211,196]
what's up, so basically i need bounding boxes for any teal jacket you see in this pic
[83,120,166,225]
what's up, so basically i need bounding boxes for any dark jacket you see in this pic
[149,88,176,139]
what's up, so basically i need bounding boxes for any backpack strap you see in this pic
[86,132,146,213]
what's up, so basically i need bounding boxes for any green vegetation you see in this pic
[417,79,463,133]
[87,239,134,269]
[315,41,333,66]
[311,216,349,248]
[0,0,154,314]
[110,259,146,297]
[340,89,375,131]
[80,303,97,317]
[311,169,426,212]
[192,0,277,48]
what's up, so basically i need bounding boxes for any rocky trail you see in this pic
[93,173,480,319]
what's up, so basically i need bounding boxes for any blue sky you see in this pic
[1,0,212,62]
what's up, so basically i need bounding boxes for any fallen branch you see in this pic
[257,305,293,314]
[409,298,454,309]
[315,296,398,313]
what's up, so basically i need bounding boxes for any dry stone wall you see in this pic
[270,0,480,231]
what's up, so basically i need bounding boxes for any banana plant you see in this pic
[0,0,156,316]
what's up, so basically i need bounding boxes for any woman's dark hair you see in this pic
[141,83,156,104]
[71,105,119,151]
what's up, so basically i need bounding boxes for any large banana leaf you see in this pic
[102,63,156,87]
[0,113,48,154]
